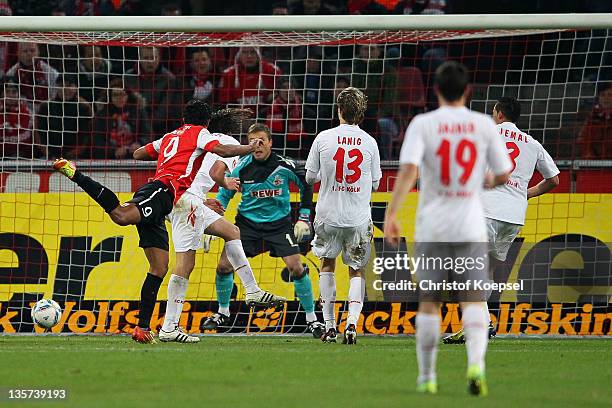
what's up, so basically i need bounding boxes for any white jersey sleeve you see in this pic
[372,141,382,183]
[151,136,164,152]
[536,145,560,179]
[485,118,513,175]
[196,128,221,152]
[305,137,321,175]
[399,116,425,166]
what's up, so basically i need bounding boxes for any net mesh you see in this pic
[0,28,610,336]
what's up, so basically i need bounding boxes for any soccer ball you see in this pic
[31,299,62,329]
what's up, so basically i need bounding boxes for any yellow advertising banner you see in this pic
[0,192,611,304]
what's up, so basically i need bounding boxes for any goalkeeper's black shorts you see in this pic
[235,213,300,258]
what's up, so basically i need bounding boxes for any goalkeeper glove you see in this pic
[294,213,312,242]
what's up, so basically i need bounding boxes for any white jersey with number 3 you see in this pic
[483,122,559,225]
[306,124,382,228]
[400,106,513,242]
[186,133,240,200]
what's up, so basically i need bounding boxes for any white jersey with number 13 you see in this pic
[306,124,382,228]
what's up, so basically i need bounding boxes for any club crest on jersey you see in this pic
[251,188,282,199]
[273,175,284,186]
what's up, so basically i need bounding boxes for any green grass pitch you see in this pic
[0,336,610,408]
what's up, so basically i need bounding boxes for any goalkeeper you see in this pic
[203,123,324,338]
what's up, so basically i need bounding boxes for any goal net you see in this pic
[0,16,610,336]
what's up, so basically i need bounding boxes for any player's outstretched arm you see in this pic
[133,145,158,161]
[527,175,560,199]
[212,138,261,158]
[384,163,418,246]
[210,160,240,191]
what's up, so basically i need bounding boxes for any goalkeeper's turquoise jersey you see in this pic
[217,152,312,224]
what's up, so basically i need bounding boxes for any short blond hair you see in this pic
[337,87,368,125]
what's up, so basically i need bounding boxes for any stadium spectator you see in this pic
[0,1,16,80]
[348,0,390,14]
[6,42,59,110]
[271,1,289,14]
[578,85,612,159]
[124,46,182,136]
[37,73,92,159]
[61,0,117,15]
[218,46,281,114]
[289,0,342,15]
[78,45,114,104]
[265,77,310,152]
[316,75,350,131]
[91,82,151,159]
[0,79,34,158]
[181,48,215,105]
[393,0,446,14]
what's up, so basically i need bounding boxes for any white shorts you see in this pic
[486,218,522,261]
[167,192,222,252]
[311,219,373,269]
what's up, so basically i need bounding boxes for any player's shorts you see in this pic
[167,192,222,252]
[128,180,173,251]
[311,219,373,270]
[486,218,522,261]
[414,241,489,302]
[235,213,300,258]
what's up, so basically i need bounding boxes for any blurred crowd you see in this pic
[0,0,610,161]
[2,0,610,16]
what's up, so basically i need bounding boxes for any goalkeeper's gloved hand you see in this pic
[294,212,312,243]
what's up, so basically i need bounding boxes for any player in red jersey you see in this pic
[53,100,279,343]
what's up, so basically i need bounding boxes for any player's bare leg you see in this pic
[319,257,337,343]
[460,301,489,396]
[204,218,286,311]
[415,301,441,394]
[444,260,498,345]
[283,254,324,338]
[159,250,200,343]
[343,267,365,345]
[132,247,169,344]
[53,158,142,226]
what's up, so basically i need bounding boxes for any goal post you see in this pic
[0,15,610,336]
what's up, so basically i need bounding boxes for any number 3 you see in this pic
[506,141,520,172]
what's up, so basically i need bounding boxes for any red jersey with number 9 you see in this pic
[144,124,221,203]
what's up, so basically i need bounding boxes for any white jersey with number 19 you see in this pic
[306,124,382,228]
[400,106,512,242]
[482,122,559,226]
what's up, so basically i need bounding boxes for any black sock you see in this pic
[138,273,163,329]
[73,171,120,213]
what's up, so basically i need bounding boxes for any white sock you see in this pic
[218,306,230,316]
[416,313,440,384]
[462,303,489,372]
[225,240,260,293]
[319,272,336,331]
[161,274,188,332]
[306,312,317,323]
[347,276,365,327]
